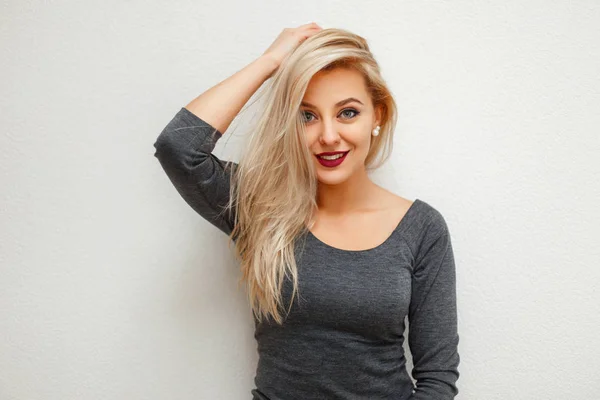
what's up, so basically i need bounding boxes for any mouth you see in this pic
[315,150,350,168]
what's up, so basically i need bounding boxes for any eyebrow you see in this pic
[300,97,364,109]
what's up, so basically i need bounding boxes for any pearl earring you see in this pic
[372,126,380,137]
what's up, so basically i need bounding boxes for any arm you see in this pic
[152,55,278,236]
[183,22,322,134]
[408,216,461,399]
[153,108,238,236]
[153,24,323,236]
[184,54,279,135]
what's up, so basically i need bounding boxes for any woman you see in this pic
[153,23,460,400]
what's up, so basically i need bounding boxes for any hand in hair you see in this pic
[262,22,323,73]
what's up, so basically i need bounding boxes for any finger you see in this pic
[296,22,320,29]
[298,26,322,36]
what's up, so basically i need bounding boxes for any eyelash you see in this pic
[301,108,360,123]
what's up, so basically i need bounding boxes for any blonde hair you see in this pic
[224,28,398,324]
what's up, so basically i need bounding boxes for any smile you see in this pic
[315,151,349,168]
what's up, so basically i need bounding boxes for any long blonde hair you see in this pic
[224,28,398,324]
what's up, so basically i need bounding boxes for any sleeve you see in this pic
[408,216,460,399]
[153,107,238,237]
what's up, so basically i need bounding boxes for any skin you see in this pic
[300,67,414,251]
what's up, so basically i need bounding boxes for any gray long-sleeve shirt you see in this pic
[153,106,460,399]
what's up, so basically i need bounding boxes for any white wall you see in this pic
[1,1,599,399]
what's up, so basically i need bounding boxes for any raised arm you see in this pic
[153,108,240,236]
[180,22,321,135]
[153,24,322,237]
[152,55,278,236]
[408,212,461,399]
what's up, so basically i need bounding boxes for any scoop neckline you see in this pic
[305,198,421,254]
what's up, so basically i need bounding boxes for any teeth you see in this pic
[319,153,346,160]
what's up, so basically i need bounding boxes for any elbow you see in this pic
[153,136,218,187]
[153,131,176,161]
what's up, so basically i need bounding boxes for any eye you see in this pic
[301,111,315,123]
[340,108,360,119]
[300,108,361,124]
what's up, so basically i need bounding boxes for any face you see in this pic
[300,67,381,186]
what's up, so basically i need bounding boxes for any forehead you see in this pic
[302,68,369,106]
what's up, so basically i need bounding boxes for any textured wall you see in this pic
[1,1,599,399]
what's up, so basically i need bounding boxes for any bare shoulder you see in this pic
[375,186,414,213]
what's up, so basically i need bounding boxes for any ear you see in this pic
[374,104,383,127]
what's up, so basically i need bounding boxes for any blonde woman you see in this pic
[153,23,460,400]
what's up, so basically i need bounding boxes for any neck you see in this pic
[316,167,379,215]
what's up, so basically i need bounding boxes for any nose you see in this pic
[319,120,341,145]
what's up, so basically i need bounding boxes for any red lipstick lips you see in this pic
[315,150,350,168]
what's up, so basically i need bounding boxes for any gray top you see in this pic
[153,107,460,399]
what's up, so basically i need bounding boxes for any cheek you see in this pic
[305,130,320,149]
[306,137,318,151]
[347,129,371,149]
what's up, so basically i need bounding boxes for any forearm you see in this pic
[184,54,279,135]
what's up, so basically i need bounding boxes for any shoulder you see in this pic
[414,198,450,239]
[377,188,448,236]
[398,198,452,258]
[376,187,415,216]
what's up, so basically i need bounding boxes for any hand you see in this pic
[262,22,323,71]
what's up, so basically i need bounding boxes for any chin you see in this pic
[316,171,350,186]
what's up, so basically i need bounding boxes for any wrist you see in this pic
[257,53,280,77]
